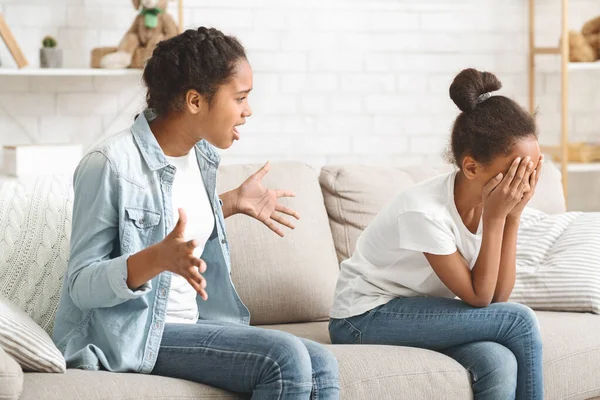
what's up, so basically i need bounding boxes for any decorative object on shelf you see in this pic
[567,15,600,62]
[3,145,82,177]
[39,35,63,68]
[92,0,178,69]
[0,13,28,68]
[549,142,600,164]
[530,0,600,204]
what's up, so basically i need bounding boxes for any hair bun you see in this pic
[449,68,502,113]
[196,27,224,42]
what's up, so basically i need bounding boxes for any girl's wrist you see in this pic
[506,213,521,224]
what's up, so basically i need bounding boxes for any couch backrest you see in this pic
[320,162,565,264]
[217,162,339,325]
[0,160,565,332]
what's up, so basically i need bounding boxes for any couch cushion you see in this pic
[0,347,22,400]
[19,311,600,400]
[266,311,600,400]
[319,164,453,264]
[262,322,471,399]
[320,162,565,264]
[21,369,242,400]
[217,162,339,325]
[537,311,600,400]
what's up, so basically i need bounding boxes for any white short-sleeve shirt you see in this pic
[330,170,483,319]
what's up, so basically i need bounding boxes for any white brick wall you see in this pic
[0,0,599,170]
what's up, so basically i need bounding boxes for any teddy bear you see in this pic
[569,15,600,62]
[99,0,178,69]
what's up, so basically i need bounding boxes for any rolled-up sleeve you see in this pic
[67,151,151,310]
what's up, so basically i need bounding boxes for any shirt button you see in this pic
[154,322,160,330]
[221,238,227,244]
[160,288,166,297]
[138,218,144,225]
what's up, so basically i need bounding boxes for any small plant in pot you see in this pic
[40,36,62,68]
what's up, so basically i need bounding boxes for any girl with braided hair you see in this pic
[53,27,340,399]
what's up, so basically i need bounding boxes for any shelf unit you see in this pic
[0,0,185,146]
[0,68,142,76]
[0,68,142,145]
[529,0,600,203]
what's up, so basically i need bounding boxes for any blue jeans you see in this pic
[329,297,543,400]
[151,320,340,400]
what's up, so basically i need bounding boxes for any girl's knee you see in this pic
[308,342,339,380]
[493,302,541,334]
[264,331,313,383]
[474,343,517,398]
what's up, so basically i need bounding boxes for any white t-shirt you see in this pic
[164,151,215,324]
[330,170,483,319]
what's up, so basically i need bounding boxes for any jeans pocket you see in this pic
[329,318,362,345]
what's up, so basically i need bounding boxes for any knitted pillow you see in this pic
[0,175,73,336]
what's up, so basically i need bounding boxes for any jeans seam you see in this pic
[342,318,363,344]
[515,314,536,400]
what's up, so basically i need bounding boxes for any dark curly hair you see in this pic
[447,68,538,167]
[142,27,247,116]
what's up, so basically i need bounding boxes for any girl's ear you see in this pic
[461,155,479,180]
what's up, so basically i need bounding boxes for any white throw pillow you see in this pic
[0,175,73,335]
[511,208,600,313]
[0,295,65,373]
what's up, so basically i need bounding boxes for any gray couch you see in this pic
[2,161,600,400]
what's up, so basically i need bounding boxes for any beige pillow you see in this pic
[0,296,66,373]
[320,162,565,264]
[218,162,339,325]
[320,164,453,264]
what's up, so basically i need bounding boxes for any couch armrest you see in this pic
[0,347,23,400]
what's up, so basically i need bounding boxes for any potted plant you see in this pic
[40,36,62,68]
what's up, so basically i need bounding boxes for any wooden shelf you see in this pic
[540,146,600,172]
[567,163,600,172]
[568,62,600,71]
[534,47,561,55]
[0,68,142,76]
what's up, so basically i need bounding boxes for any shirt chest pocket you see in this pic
[122,207,162,252]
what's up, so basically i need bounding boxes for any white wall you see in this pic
[0,0,599,170]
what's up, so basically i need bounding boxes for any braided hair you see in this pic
[447,68,538,167]
[142,27,247,116]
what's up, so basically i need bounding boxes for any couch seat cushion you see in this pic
[21,369,242,400]
[268,311,600,400]
[21,311,600,400]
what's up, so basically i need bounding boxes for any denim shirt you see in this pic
[52,109,250,372]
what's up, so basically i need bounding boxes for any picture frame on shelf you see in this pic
[0,13,28,68]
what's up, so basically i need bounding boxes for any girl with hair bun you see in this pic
[329,68,543,400]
